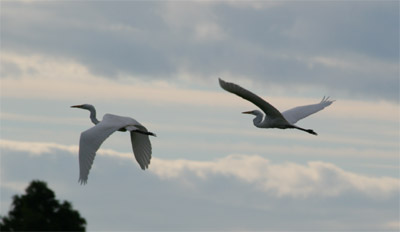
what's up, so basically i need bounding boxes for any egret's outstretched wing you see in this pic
[219,78,284,119]
[129,126,152,170]
[78,114,130,184]
[282,96,335,124]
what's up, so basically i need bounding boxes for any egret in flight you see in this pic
[71,104,156,184]
[219,78,334,135]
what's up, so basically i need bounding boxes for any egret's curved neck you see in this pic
[252,112,264,128]
[87,106,99,125]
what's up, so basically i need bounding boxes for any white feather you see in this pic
[282,97,335,124]
[75,112,153,185]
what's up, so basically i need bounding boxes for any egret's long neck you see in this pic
[87,107,99,125]
[253,112,264,128]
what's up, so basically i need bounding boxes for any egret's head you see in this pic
[242,110,261,116]
[71,104,94,111]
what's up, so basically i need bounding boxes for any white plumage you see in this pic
[72,104,155,184]
[219,78,334,135]
[281,96,334,125]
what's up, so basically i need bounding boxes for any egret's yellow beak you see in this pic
[242,111,252,114]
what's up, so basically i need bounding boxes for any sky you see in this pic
[1,0,399,231]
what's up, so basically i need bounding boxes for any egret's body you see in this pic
[72,104,155,184]
[219,78,334,135]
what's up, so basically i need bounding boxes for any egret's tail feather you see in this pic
[134,130,157,137]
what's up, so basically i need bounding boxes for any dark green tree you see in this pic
[0,180,86,231]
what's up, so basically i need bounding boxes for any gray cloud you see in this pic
[0,60,22,78]
[1,1,398,101]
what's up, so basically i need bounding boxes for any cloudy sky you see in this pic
[1,1,399,231]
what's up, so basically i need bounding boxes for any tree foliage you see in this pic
[0,180,86,231]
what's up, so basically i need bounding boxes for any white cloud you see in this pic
[221,0,283,10]
[2,52,398,122]
[194,22,226,41]
[2,139,398,199]
[1,139,398,231]
[151,154,399,199]
[0,139,77,156]
[295,53,398,77]
[385,221,400,231]
[0,139,132,160]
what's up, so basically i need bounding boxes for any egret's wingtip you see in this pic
[219,78,229,89]
[78,178,87,185]
[321,96,336,104]
[139,164,149,170]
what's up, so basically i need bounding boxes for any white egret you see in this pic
[71,104,156,184]
[219,78,334,135]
